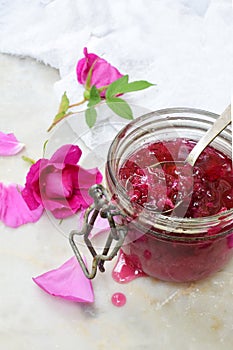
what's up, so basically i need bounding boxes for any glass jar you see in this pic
[105,107,233,282]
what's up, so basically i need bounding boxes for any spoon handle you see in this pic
[186,104,231,166]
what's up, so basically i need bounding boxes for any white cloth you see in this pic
[0,0,232,112]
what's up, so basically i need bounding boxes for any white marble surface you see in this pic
[0,1,233,349]
[0,53,233,350]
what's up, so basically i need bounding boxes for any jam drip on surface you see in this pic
[111,292,127,307]
[112,249,146,283]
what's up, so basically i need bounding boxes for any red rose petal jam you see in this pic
[119,138,233,217]
[115,138,233,282]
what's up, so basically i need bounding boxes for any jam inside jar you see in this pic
[106,108,233,282]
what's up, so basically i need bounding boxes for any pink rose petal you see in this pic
[78,166,103,188]
[76,47,123,97]
[33,256,94,303]
[0,131,24,156]
[50,144,82,164]
[42,197,77,219]
[77,47,99,85]
[0,182,43,228]
[45,171,71,198]
[21,160,43,210]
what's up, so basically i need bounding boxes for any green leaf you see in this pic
[84,87,100,128]
[106,76,155,98]
[87,86,101,107]
[106,97,133,120]
[119,80,155,93]
[58,92,69,114]
[85,107,97,128]
[106,75,129,99]
[22,155,35,165]
[51,92,70,125]
[53,111,66,123]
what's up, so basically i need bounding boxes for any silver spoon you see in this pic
[145,104,231,214]
[186,104,231,166]
[149,104,231,170]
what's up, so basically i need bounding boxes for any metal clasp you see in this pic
[69,184,127,279]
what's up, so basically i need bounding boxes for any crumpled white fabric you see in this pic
[0,0,232,112]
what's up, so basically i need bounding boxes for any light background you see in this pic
[0,1,232,349]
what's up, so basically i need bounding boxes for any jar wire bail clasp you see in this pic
[69,184,128,279]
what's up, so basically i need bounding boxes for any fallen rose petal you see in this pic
[0,131,24,156]
[0,182,43,228]
[33,256,94,303]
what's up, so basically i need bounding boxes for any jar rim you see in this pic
[106,107,233,237]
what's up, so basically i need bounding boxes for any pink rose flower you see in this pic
[22,144,102,219]
[76,47,123,97]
